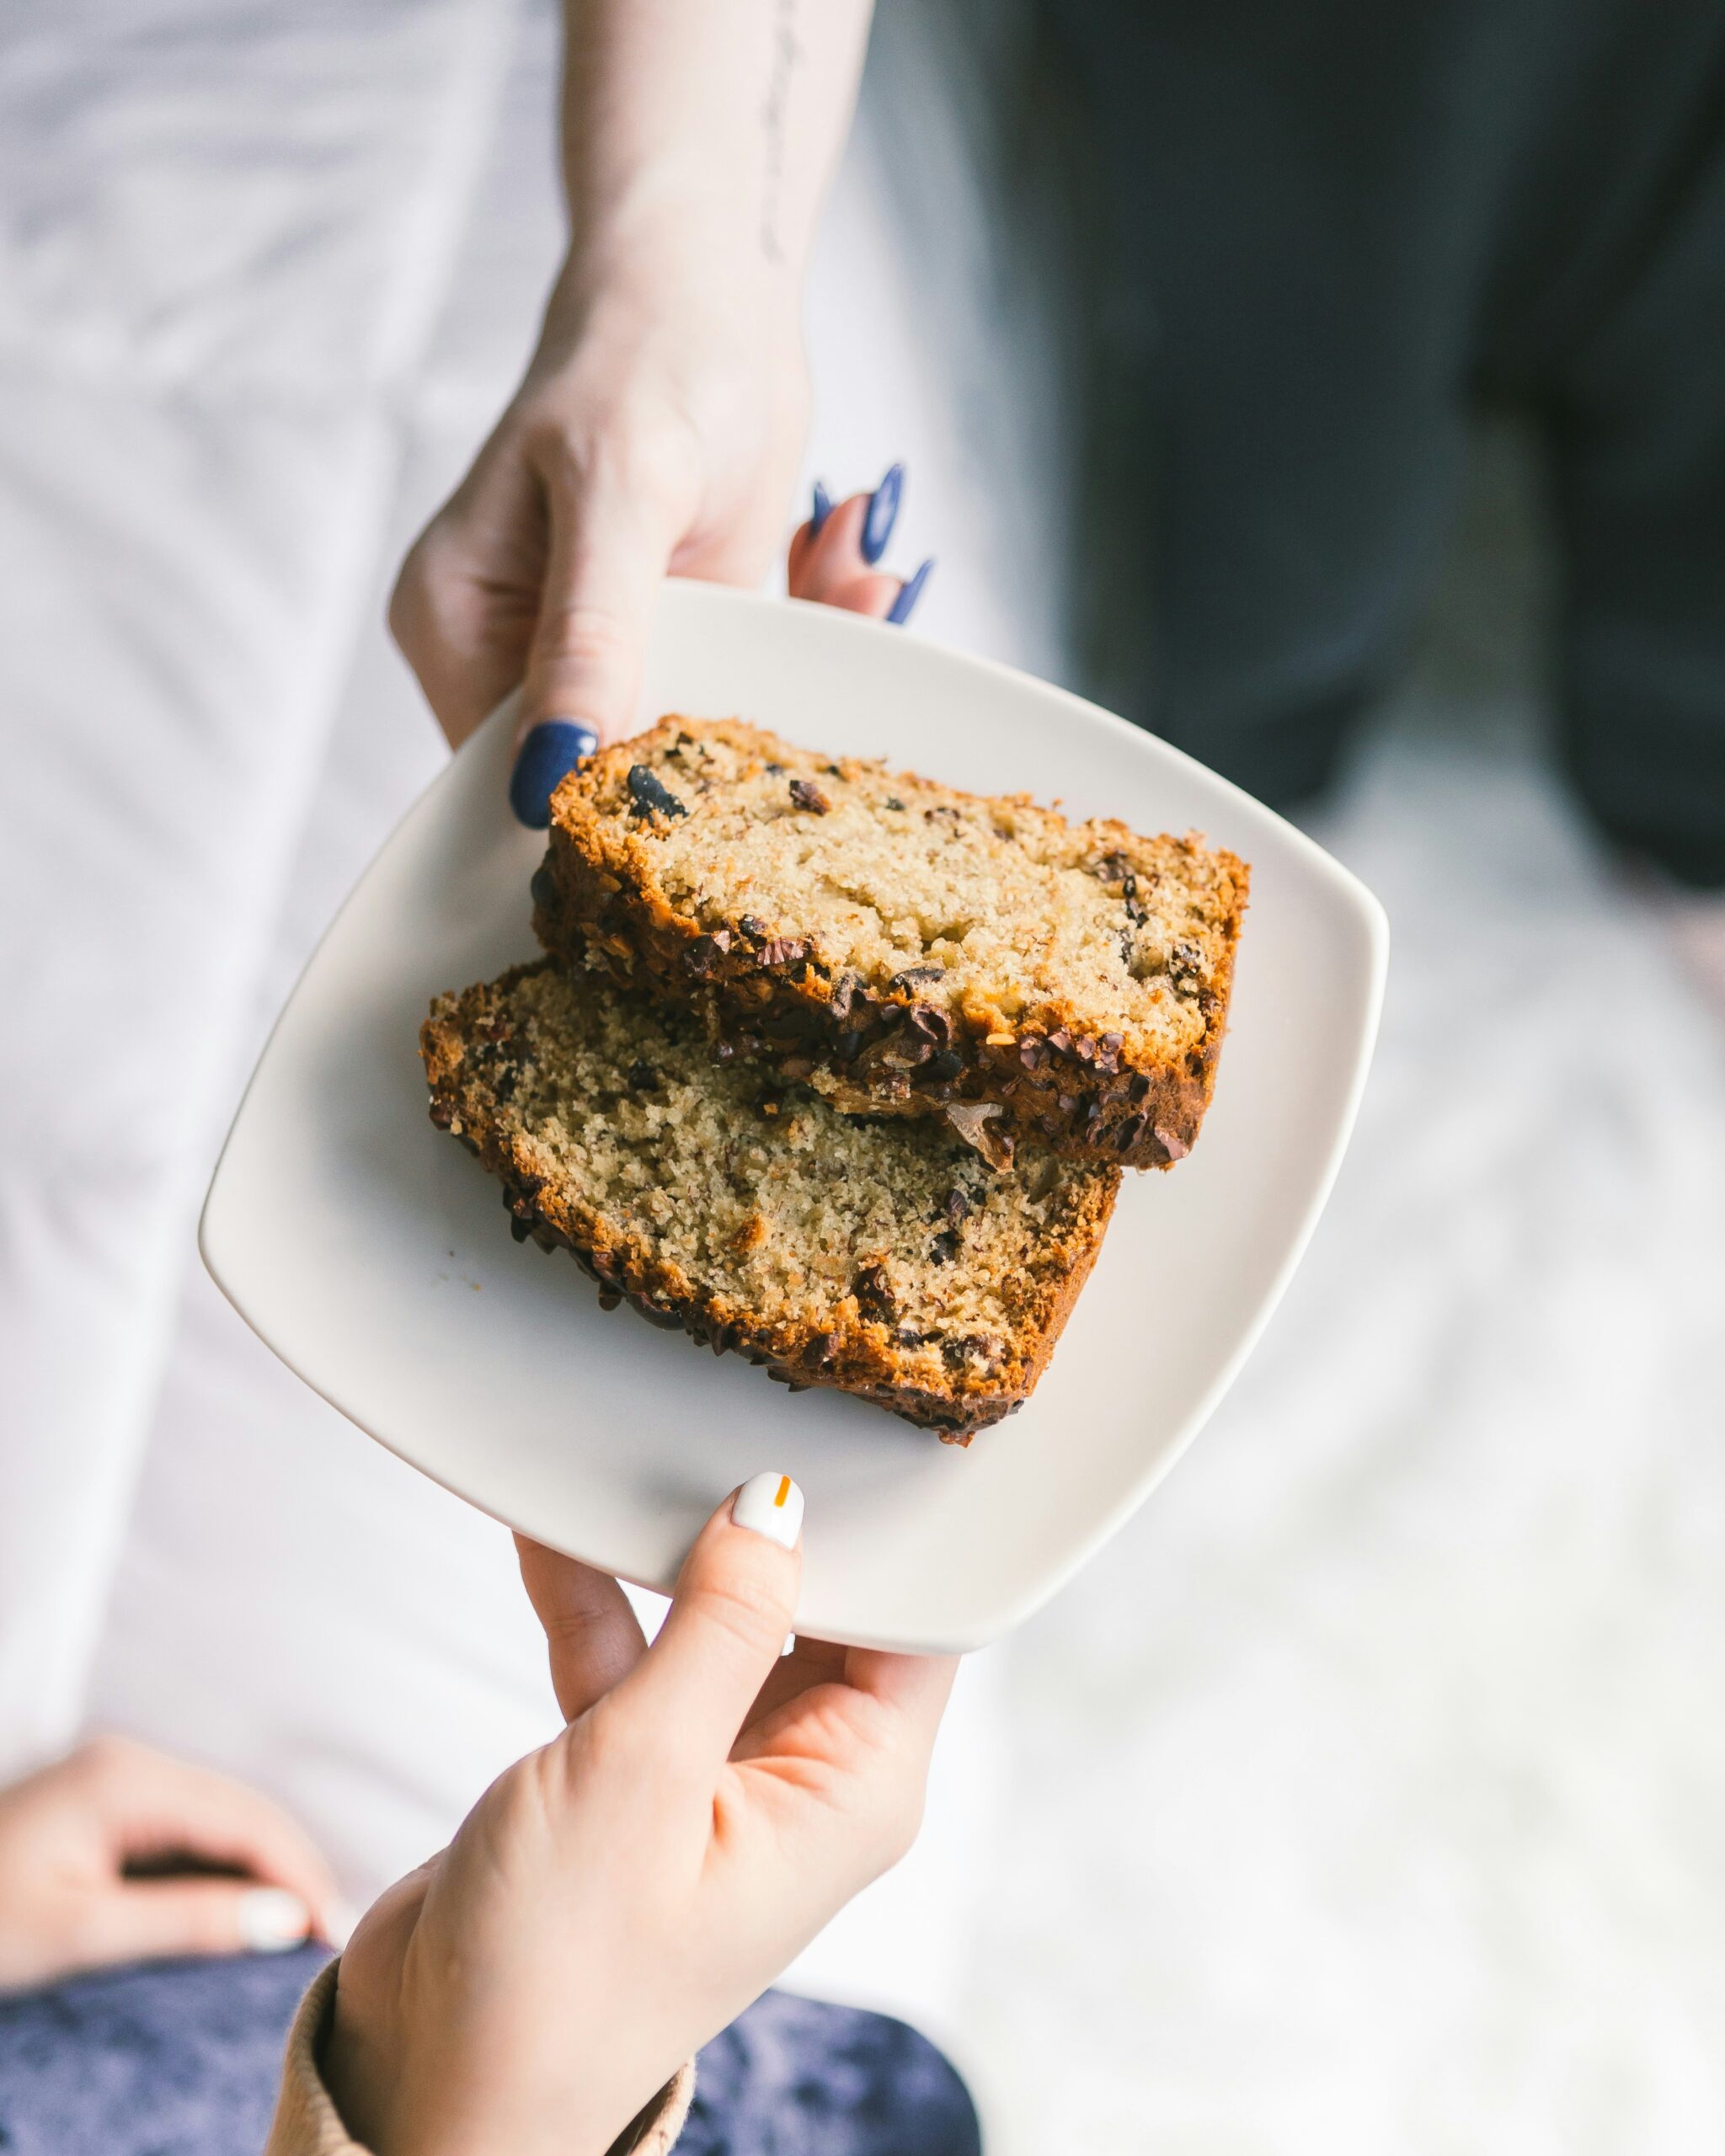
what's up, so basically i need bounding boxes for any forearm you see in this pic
[559,0,872,298]
[393,2,871,748]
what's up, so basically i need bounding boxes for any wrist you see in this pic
[525,237,804,406]
[554,197,802,337]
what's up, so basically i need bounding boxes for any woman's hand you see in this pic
[323,1476,958,2156]
[0,1736,344,1993]
[390,255,812,771]
[388,0,882,828]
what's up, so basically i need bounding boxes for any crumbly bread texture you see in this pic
[531,718,1247,1171]
[421,961,1119,1439]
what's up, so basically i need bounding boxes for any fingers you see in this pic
[839,1647,960,1743]
[600,1476,804,1773]
[518,450,684,754]
[389,446,546,751]
[788,471,933,626]
[77,1876,317,1971]
[734,1642,959,1765]
[515,1534,648,1725]
[73,1736,343,1940]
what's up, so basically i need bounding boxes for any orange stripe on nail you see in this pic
[773,1476,791,1508]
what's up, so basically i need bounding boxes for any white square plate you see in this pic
[202,580,1386,1652]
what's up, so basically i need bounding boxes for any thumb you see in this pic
[604,1475,804,1773]
[515,461,678,769]
[83,1880,315,1969]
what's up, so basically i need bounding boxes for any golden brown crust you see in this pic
[532,718,1248,1171]
[420,968,1119,1440]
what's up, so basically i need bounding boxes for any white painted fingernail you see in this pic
[732,1471,804,1550]
[238,1887,312,1952]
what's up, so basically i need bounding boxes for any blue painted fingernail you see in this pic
[885,558,934,627]
[861,462,904,566]
[510,719,598,829]
[809,479,832,538]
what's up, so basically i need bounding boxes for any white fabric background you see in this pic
[2,4,1722,2150]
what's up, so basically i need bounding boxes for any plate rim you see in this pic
[200,578,1388,1652]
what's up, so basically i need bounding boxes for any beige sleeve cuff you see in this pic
[264,1958,695,2156]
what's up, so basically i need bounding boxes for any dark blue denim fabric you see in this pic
[0,1948,981,2156]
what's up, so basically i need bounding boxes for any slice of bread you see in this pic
[531,718,1247,1171]
[421,960,1119,1439]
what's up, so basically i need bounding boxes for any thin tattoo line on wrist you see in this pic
[760,0,802,266]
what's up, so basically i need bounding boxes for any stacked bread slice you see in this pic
[423,718,1247,1439]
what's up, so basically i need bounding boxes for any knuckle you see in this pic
[529,600,636,676]
[387,527,462,641]
[526,396,699,514]
[878,1786,927,1869]
[687,1570,792,1657]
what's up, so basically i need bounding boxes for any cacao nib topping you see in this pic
[907,1004,953,1044]
[1047,1028,1072,1054]
[1170,938,1204,994]
[509,1214,532,1243]
[829,970,862,1022]
[889,964,945,995]
[802,1331,838,1367]
[788,777,831,814]
[765,761,786,775]
[943,1188,972,1225]
[758,936,810,969]
[597,1289,622,1310]
[852,1263,895,1315]
[884,797,905,811]
[530,862,557,910]
[626,765,687,819]
[710,1040,736,1063]
[429,1097,453,1129]
[1128,1072,1151,1102]
[1153,1123,1192,1161]
[740,914,771,938]
[924,1049,964,1081]
[627,1061,660,1091]
[1097,850,1133,883]
[929,1230,960,1264]
[824,763,843,776]
[686,929,732,973]
[1116,1112,1148,1151]
[834,1029,864,1063]
[1019,1038,1048,1070]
